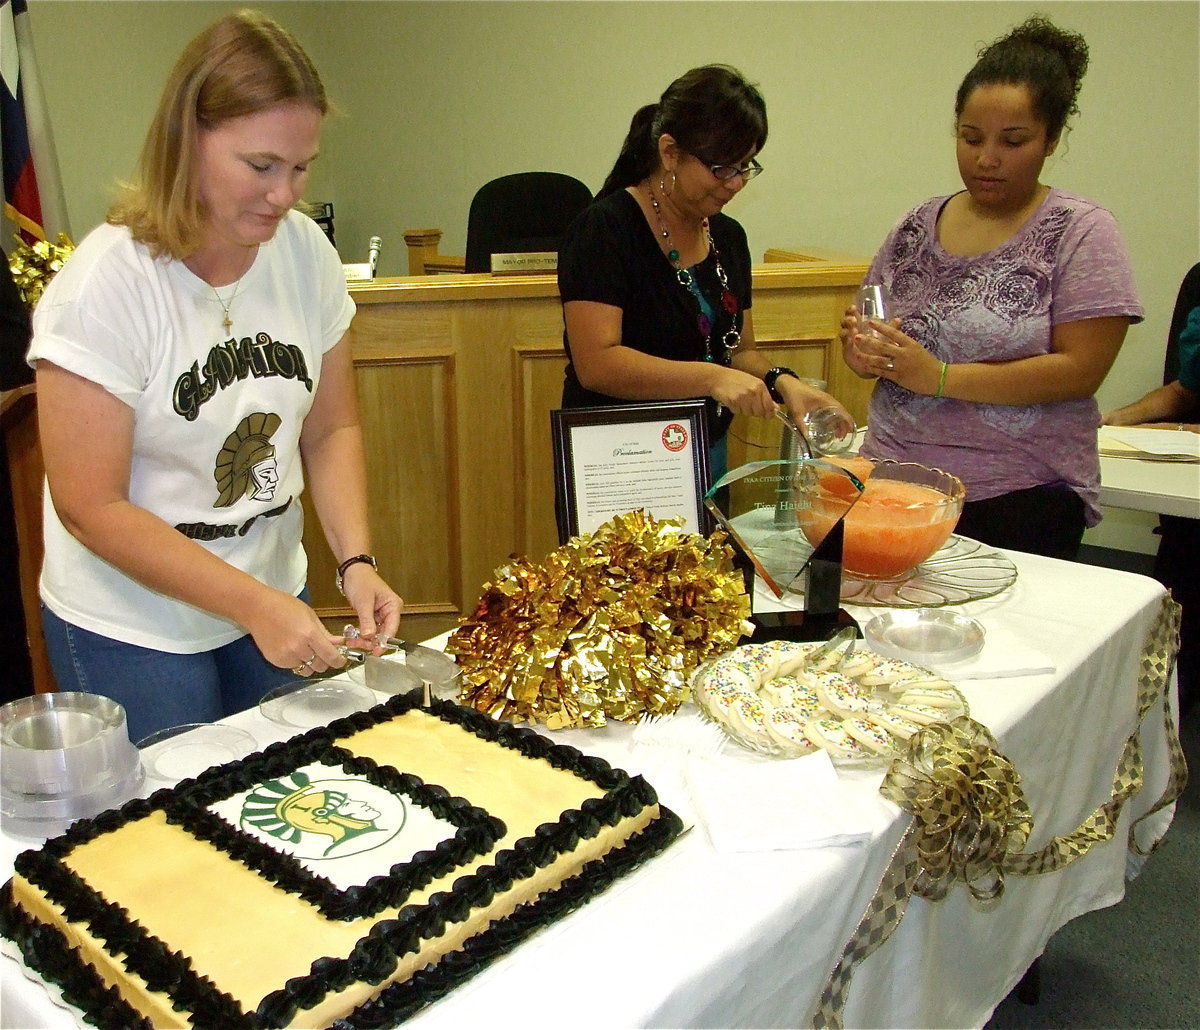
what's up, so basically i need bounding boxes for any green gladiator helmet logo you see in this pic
[214,411,283,508]
[240,768,403,859]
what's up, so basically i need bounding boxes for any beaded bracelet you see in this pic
[934,361,948,399]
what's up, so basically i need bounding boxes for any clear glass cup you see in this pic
[855,284,890,340]
[802,406,857,456]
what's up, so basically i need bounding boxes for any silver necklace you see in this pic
[647,181,741,363]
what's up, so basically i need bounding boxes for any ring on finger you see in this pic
[885,360,895,371]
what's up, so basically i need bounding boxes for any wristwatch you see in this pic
[336,553,377,595]
[763,366,801,403]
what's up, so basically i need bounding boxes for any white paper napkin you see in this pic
[938,623,1055,680]
[685,750,882,853]
[1100,427,1200,460]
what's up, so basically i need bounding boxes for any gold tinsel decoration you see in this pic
[447,509,752,730]
[9,232,75,308]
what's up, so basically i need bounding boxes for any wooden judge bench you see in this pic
[304,246,872,641]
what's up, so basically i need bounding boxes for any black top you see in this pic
[557,189,752,440]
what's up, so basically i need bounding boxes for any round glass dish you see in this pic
[137,723,258,783]
[864,608,986,667]
[258,680,376,730]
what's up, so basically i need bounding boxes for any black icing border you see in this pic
[337,808,684,1029]
[1,693,681,1030]
[164,740,505,922]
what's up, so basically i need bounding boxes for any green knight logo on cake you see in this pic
[209,762,459,890]
[241,768,390,856]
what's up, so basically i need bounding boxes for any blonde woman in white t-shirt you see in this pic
[30,10,402,741]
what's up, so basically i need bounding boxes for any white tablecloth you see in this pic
[0,551,1180,1030]
[1099,453,1200,518]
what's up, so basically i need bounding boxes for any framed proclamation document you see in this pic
[551,400,711,543]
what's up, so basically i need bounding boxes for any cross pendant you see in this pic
[222,313,232,333]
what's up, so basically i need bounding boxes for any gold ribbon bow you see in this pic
[880,717,1032,902]
[814,594,1185,1030]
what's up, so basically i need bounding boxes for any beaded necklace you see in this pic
[648,183,741,363]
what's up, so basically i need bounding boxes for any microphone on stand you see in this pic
[368,236,382,278]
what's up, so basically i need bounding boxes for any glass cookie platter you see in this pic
[691,639,969,764]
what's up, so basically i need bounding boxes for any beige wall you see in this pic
[30,0,1200,551]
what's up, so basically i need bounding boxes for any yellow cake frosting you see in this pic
[2,697,679,1029]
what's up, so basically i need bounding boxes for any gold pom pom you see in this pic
[447,510,751,729]
[9,232,75,308]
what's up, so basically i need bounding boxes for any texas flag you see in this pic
[1,0,68,243]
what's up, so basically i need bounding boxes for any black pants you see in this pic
[954,482,1086,562]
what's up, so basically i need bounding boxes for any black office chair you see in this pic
[464,172,592,273]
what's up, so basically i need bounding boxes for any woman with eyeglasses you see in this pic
[558,65,850,485]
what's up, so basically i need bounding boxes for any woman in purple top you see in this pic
[841,16,1143,560]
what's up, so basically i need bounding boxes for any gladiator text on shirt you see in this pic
[173,333,314,421]
[175,496,294,541]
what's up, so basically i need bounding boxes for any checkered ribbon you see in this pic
[812,594,1186,1029]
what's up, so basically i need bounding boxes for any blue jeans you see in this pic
[41,596,309,744]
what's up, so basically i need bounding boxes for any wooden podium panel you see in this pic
[305,252,870,638]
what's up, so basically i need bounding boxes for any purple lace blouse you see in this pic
[861,188,1143,526]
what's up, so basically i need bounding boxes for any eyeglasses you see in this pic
[707,158,763,182]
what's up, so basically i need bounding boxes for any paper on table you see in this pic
[685,750,886,852]
[938,623,1055,680]
[1100,428,1200,461]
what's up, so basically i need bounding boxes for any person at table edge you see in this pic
[1103,263,1199,717]
[841,16,1143,561]
[27,10,402,742]
[558,64,852,485]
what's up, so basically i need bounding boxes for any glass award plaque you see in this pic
[704,456,865,641]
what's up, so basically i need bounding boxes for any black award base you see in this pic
[750,607,860,645]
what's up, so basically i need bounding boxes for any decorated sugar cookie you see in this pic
[729,642,785,681]
[775,642,819,677]
[804,718,869,759]
[858,658,921,688]
[868,709,923,740]
[887,702,950,727]
[843,717,896,754]
[765,708,818,753]
[783,684,826,722]
[759,675,802,707]
[703,657,758,694]
[728,694,770,740]
[838,650,879,679]
[697,674,756,718]
[812,672,873,716]
[895,686,967,715]
[895,673,955,692]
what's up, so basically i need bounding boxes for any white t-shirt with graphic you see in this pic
[29,211,355,652]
